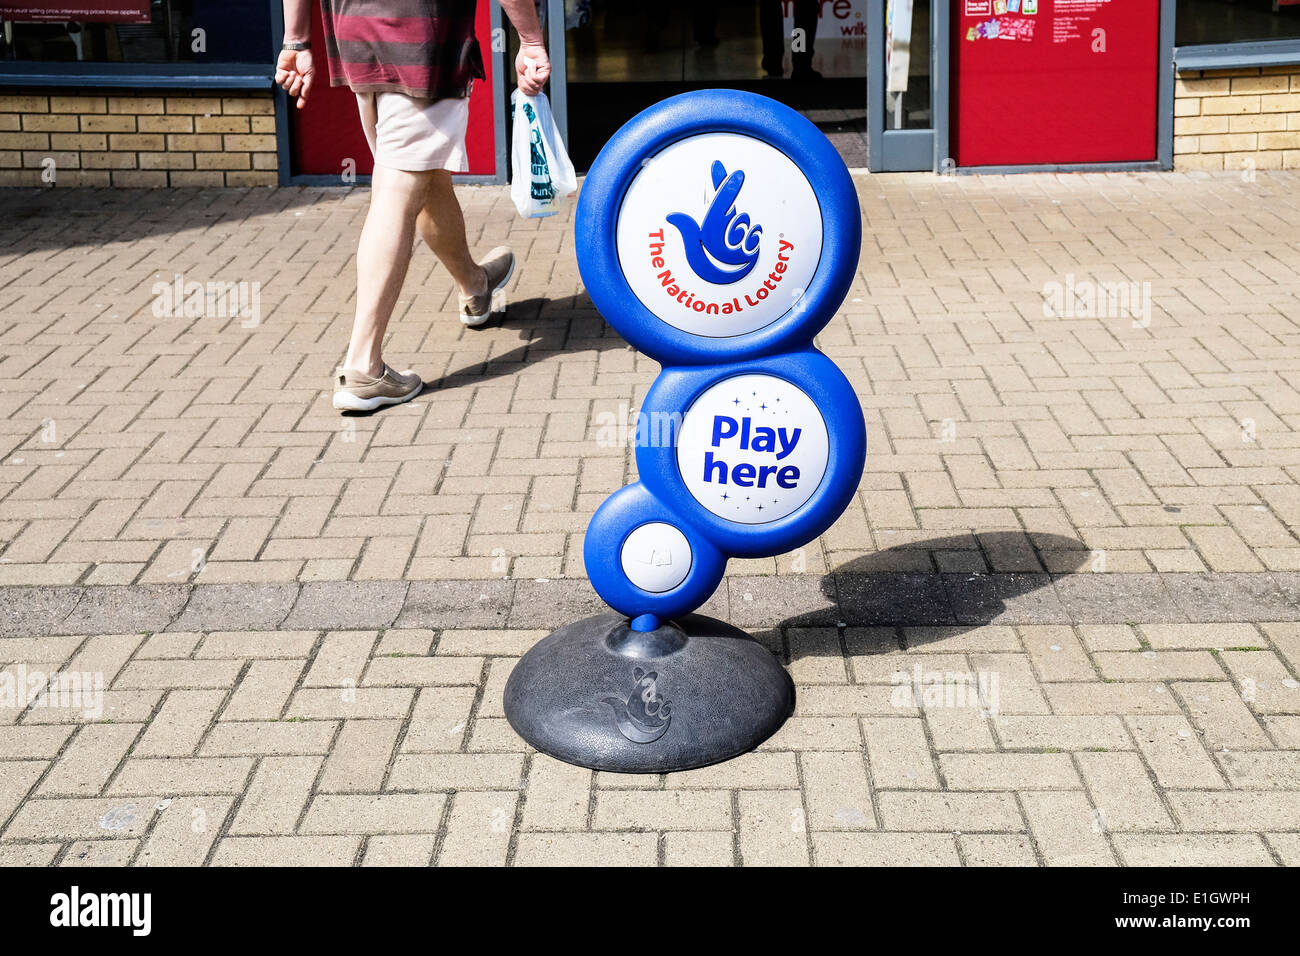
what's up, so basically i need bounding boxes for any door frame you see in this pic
[869,0,950,172]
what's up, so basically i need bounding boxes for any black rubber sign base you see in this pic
[503,613,795,773]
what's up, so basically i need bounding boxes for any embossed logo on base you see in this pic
[602,667,672,744]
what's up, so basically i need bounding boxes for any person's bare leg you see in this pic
[345,163,435,377]
[416,169,487,297]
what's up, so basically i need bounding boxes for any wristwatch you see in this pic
[282,41,311,51]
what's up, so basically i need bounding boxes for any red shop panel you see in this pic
[290,1,498,178]
[952,0,1160,167]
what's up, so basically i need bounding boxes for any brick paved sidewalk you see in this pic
[1,171,1298,865]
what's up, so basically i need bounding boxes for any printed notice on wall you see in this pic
[0,2,150,23]
[1053,0,1111,44]
[964,0,1038,44]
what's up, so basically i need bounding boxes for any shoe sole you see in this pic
[332,381,422,412]
[460,254,516,327]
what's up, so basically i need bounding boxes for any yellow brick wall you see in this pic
[1175,66,1300,172]
[0,91,278,187]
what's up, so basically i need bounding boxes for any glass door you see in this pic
[869,0,945,170]
[550,0,872,172]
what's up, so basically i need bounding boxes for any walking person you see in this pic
[275,0,551,411]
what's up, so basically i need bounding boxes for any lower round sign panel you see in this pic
[675,373,829,525]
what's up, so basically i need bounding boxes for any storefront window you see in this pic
[0,1,272,65]
[563,0,870,169]
[1177,0,1300,46]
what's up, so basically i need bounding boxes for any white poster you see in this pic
[886,0,915,93]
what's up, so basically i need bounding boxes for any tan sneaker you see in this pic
[332,364,423,412]
[458,246,515,327]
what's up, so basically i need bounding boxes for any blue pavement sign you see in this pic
[504,90,866,773]
[577,90,867,625]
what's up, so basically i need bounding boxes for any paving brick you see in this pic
[0,760,45,825]
[738,790,809,867]
[1215,750,1300,789]
[109,756,253,795]
[0,725,73,758]
[227,755,323,835]
[1043,682,1182,714]
[800,751,875,830]
[60,840,137,867]
[958,833,1038,866]
[38,723,140,796]
[201,720,337,756]
[136,795,233,865]
[513,832,657,867]
[300,793,446,834]
[923,704,998,751]
[663,831,734,866]
[196,630,318,659]
[359,834,435,866]
[1020,791,1116,866]
[1264,832,1300,865]
[5,796,160,841]
[1114,833,1276,867]
[862,717,940,788]
[1094,651,1225,681]
[436,790,516,865]
[115,659,243,690]
[664,750,798,790]
[814,831,960,866]
[594,789,731,831]
[1018,625,1096,681]
[994,715,1132,751]
[939,753,1081,790]
[314,719,398,792]
[1219,650,1300,714]
[1077,752,1173,832]
[1171,681,1273,750]
[877,792,1023,832]
[286,688,414,720]
[212,836,360,866]
[220,659,305,721]
[135,690,226,757]
[520,755,591,831]
[1126,715,1226,789]
[386,753,524,791]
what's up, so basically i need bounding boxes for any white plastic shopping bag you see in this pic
[510,89,577,219]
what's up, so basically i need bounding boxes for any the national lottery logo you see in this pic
[665,160,762,284]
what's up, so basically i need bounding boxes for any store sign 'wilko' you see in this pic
[504,91,866,774]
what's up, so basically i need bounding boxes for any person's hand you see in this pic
[276,48,316,109]
[515,43,550,96]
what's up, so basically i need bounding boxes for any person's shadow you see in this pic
[779,531,1090,658]
[339,292,628,416]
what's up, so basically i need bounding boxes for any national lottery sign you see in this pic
[578,90,866,621]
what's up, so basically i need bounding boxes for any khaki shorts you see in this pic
[355,91,470,173]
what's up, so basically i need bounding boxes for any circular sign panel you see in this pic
[676,373,830,525]
[619,522,693,593]
[615,133,823,339]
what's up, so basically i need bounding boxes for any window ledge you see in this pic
[0,63,273,89]
[1176,38,1300,72]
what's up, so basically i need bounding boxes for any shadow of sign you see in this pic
[772,531,1090,657]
